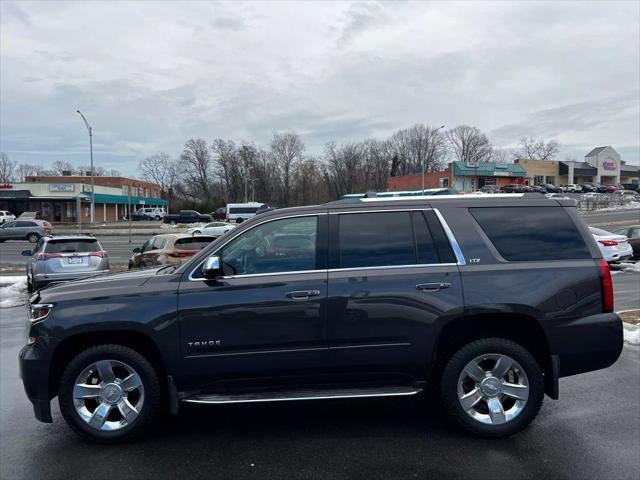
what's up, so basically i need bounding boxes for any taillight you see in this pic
[598,240,619,247]
[89,251,106,258]
[36,253,62,260]
[598,259,614,313]
[43,226,51,232]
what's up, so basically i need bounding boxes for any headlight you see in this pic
[29,304,54,324]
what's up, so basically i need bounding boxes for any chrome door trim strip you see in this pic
[329,342,412,350]
[185,346,328,359]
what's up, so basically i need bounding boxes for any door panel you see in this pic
[327,265,462,377]
[178,272,328,389]
[176,213,329,391]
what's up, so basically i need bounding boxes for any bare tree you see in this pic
[50,160,74,175]
[518,136,560,161]
[181,138,213,199]
[0,152,16,182]
[270,132,304,206]
[390,124,448,175]
[14,162,42,182]
[138,153,177,192]
[446,125,493,164]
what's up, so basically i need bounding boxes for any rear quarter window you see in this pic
[469,207,591,261]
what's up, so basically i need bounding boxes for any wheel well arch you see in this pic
[432,313,554,396]
[49,330,167,399]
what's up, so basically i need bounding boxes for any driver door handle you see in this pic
[286,290,321,301]
[416,282,451,292]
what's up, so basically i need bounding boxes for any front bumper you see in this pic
[19,336,59,423]
[548,312,623,379]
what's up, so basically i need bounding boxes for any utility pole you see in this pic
[77,110,95,223]
[423,125,446,193]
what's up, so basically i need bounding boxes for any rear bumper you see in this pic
[548,312,623,379]
[19,337,59,423]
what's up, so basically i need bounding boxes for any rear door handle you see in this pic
[416,282,451,292]
[286,290,321,300]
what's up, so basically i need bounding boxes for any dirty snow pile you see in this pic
[594,201,640,212]
[0,276,28,308]
[620,262,640,273]
[623,323,640,345]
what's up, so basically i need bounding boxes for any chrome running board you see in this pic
[182,385,421,405]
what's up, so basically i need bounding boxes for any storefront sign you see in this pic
[602,158,617,171]
[493,171,512,177]
[0,183,13,189]
[465,161,478,168]
[50,183,75,192]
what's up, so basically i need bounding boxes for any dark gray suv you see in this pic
[19,193,622,443]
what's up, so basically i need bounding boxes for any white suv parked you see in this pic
[137,207,166,220]
[0,210,16,224]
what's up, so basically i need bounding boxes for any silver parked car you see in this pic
[23,235,110,291]
[0,219,52,243]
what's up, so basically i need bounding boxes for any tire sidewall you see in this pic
[58,344,160,443]
[441,337,544,438]
[27,233,39,243]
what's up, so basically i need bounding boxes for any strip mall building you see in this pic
[387,146,639,193]
[0,176,168,223]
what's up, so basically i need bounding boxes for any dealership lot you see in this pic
[1,206,638,479]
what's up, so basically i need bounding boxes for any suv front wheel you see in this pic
[441,337,544,438]
[58,344,161,443]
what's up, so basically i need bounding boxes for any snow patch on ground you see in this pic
[619,262,640,273]
[0,276,28,308]
[590,201,640,212]
[623,323,640,345]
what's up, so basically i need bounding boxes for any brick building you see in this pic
[387,161,527,193]
[0,176,168,223]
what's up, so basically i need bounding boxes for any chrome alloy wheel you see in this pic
[72,360,145,431]
[457,353,529,425]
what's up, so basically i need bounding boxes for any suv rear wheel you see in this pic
[27,233,40,243]
[58,344,161,443]
[441,337,544,437]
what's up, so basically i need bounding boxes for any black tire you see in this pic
[169,220,176,226]
[441,337,544,438]
[155,216,161,221]
[27,233,40,243]
[58,344,161,444]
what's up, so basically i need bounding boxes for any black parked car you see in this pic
[531,185,547,194]
[479,185,502,194]
[20,193,623,443]
[501,184,526,193]
[543,184,560,193]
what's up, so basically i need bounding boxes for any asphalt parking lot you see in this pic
[0,305,638,480]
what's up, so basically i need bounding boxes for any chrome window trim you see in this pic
[187,207,466,281]
[328,263,457,273]
[187,212,325,281]
[432,208,466,266]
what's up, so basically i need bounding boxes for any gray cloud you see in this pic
[1,0,638,175]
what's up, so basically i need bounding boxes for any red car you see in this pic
[606,185,619,193]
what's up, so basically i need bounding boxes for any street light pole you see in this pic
[423,125,446,194]
[77,110,95,224]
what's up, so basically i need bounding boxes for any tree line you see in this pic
[0,155,121,182]
[1,125,560,211]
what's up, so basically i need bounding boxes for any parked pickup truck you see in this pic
[162,210,212,225]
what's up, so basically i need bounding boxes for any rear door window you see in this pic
[469,207,591,261]
[338,212,415,268]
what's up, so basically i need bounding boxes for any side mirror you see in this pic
[132,247,141,253]
[21,250,32,257]
[203,255,222,278]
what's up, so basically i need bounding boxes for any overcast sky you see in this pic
[1,0,639,175]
